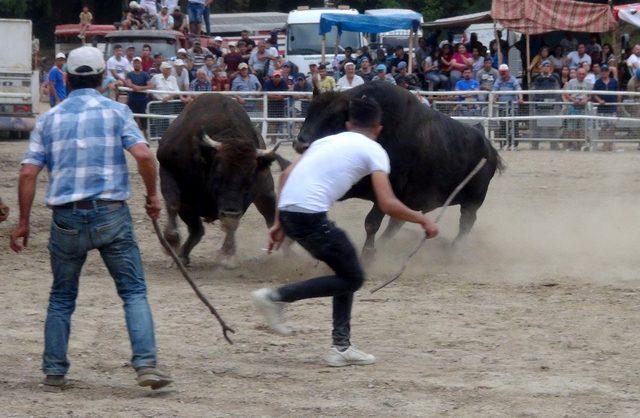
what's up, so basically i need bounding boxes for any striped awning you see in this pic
[491,0,617,35]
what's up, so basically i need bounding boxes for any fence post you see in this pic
[487,92,494,143]
[262,93,268,141]
[585,101,593,151]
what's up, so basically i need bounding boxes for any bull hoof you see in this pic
[215,251,238,270]
[179,256,190,267]
[361,246,376,265]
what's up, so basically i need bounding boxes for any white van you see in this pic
[364,9,423,51]
[286,7,364,75]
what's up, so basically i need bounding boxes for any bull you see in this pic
[296,82,503,257]
[157,94,286,267]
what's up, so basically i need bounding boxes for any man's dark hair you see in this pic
[143,44,151,50]
[67,73,103,91]
[348,95,382,129]
[114,44,122,50]
[153,53,162,58]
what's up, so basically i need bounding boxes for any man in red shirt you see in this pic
[141,44,153,72]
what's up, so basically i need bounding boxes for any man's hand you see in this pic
[419,217,439,239]
[0,201,8,223]
[267,222,285,253]
[10,221,29,252]
[145,195,162,220]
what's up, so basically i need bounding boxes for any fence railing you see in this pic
[120,87,640,151]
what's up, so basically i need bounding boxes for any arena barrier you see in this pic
[119,87,640,151]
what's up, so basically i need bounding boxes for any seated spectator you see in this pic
[476,56,499,96]
[224,42,243,75]
[141,44,154,72]
[455,68,480,115]
[393,62,419,89]
[423,49,449,90]
[567,43,591,69]
[156,6,174,30]
[211,36,225,60]
[593,64,618,151]
[293,73,312,92]
[232,62,261,105]
[150,61,180,101]
[249,41,275,79]
[78,5,92,41]
[122,2,145,30]
[373,48,387,68]
[317,64,336,92]
[586,34,602,55]
[549,46,565,73]
[188,40,213,70]
[356,46,372,68]
[336,62,364,91]
[264,70,290,137]
[627,44,640,74]
[189,68,212,91]
[175,48,193,72]
[171,6,188,33]
[148,53,164,76]
[357,57,374,82]
[389,45,408,74]
[559,65,571,87]
[202,55,218,79]
[600,43,614,66]
[98,73,118,100]
[107,45,132,83]
[562,67,593,147]
[471,47,484,78]
[465,32,487,57]
[373,64,396,85]
[529,46,551,79]
[306,63,319,86]
[339,47,357,73]
[560,32,578,53]
[212,69,230,91]
[240,29,256,50]
[125,47,136,65]
[280,62,295,88]
[125,57,152,130]
[439,43,454,82]
[172,59,190,91]
[450,44,473,87]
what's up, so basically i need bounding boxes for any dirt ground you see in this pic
[1,140,640,417]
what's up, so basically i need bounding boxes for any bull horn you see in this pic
[256,140,282,157]
[201,133,223,150]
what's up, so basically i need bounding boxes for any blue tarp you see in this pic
[318,13,422,36]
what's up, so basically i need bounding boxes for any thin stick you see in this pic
[151,218,235,344]
[370,158,487,293]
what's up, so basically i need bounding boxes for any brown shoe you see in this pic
[136,367,173,390]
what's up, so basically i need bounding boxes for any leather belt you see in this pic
[54,200,124,210]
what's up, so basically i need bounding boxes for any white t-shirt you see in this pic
[336,74,365,91]
[171,67,190,91]
[107,56,132,80]
[279,132,390,213]
[150,74,180,99]
[566,51,591,69]
[627,54,640,72]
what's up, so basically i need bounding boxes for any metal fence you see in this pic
[122,87,640,151]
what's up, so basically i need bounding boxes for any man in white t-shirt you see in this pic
[336,62,365,91]
[252,96,438,367]
[627,44,640,73]
[107,45,132,82]
[566,43,591,69]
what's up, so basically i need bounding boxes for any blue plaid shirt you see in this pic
[22,88,147,206]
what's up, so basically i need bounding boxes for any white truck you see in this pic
[286,6,364,75]
[0,19,39,135]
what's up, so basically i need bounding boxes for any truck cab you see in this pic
[104,30,187,61]
[286,6,363,75]
[55,24,116,56]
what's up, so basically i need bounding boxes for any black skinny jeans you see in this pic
[277,211,365,347]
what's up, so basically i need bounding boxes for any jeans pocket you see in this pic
[49,219,81,258]
[93,210,132,248]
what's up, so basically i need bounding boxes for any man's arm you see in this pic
[267,157,300,252]
[371,171,438,238]
[127,143,161,219]
[10,164,43,252]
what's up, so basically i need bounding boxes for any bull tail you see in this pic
[476,125,506,174]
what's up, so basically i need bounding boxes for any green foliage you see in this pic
[0,0,29,18]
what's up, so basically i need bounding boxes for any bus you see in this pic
[286,6,364,75]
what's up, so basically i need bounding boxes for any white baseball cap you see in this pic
[160,61,173,70]
[55,52,66,60]
[129,1,139,9]
[214,36,223,42]
[173,59,185,66]
[66,46,105,75]
[498,64,509,71]
[177,48,187,54]
[132,56,142,62]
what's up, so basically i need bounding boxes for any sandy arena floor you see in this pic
[1,140,640,417]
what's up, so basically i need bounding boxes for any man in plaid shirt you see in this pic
[10,46,172,392]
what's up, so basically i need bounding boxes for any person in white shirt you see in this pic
[107,45,132,82]
[566,43,591,69]
[336,62,365,91]
[171,59,190,91]
[626,44,640,73]
[150,61,180,101]
[252,96,438,367]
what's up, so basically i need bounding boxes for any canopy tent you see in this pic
[319,12,423,73]
[207,12,287,34]
[491,0,617,35]
[422,11,493,29]
[613,3,640,29]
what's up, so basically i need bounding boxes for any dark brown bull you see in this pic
[157,94,286,267]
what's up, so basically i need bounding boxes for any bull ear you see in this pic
[201,132,223,150]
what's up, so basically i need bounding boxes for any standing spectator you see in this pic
[150,62,180,101]
[156,6,174,30]
[455,68,480,115]
[172,59,190,91]
[122,2,144,30]
[171,6,188,33]
[210,36,225,62]
[211,68,230,91]
[98,72,118,100]
[450,44,473,87]
[187,0,211,35]
[337,62,364,91]
[414,37,431,71]
[280,62,295,88]
[264,70,290,141]
[476,55,499,96]
[562,67,593,149]
[162,0,179,11]
[373,64,396,85]
[175,48,192,72]
[125,46,136,64]
[140,0,158,18]
[249,41,275,79]
[202,2,211,35]
[202,55,217,79]
[373,48,387,68]
[48,53,66,107]
[394,62,419,89]
[11,45,172,392]
[586,34,602,55]
[560,32,578,53]
[232,62,261,107]
[78,5,92,41]
[549,46,565,74]
[357,57,374,82]
[567,44,591,70]
[293,73,312,92]
[224,42,243,75]
[493,64,523,150]
[532,60,562,149]
[389,46,408,74]
[107,45,131,82]
[189,68,212,91]
[317,64,337,92]
[423,49,449,90]
[125,57,151,131]
[306,63,319,85]
[465,33,486,57]
[141,44,153,72]
[240,30,256,50]
[593,64,618,151]
[148,53,164,76]
[470,47,484,78]
[188,40,212,71]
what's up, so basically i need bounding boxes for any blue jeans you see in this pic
[276,211,365,347]
[187,2,205,24]
[43,203,157,375]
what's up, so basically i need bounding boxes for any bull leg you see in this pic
[178,211,205,266]
[217,216,240,269]
[453,203,480,245]
[160,167,181,252]
[362,205,385,263]
[379,218,406,244]
[253,185,294,256]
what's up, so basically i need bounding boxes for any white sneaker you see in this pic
[325,346,376,367]
[251,288,292,336]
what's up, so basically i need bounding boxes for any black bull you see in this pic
[157,94,287,267]
[295,82,504,256]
